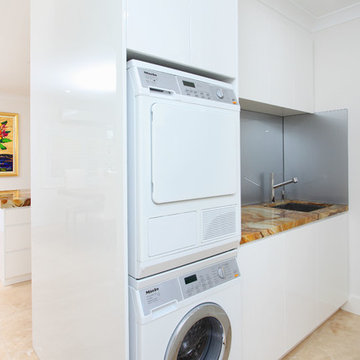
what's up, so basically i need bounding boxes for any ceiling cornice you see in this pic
[258,0,360,32]
[313,2,360,31]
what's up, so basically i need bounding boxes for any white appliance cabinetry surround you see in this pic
[0,207,31,286]
[126,0,238,78]
[238,213,348,360]
[238,0,314,113]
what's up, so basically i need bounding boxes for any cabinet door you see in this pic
[238,0,270,103]
[238,236,286,360]
[238,0,314,112]
[317,214,348,323]
[292,25,314,113]
[190,0,237,78]
[284,226,318,351]
[126,0,191,65]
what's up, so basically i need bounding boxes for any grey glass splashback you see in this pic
[241,110,283,205]
[284,109,348,204]
[241,109,348,205]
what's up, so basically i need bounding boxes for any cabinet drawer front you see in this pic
[5,249,31,279]
[4,208,31,226]
[5,224,31,252]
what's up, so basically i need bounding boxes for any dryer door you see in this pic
[165,303,232,360]
[151,102,238,204]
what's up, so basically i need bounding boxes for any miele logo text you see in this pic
[146,287,159,295]
[144,71,157,77]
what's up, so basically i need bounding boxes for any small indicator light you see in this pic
[234,274,239,277]
[232,101,237,104]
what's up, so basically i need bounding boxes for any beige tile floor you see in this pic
[1,281,360,359]
[283,309,360,360]
[0,281,38,359]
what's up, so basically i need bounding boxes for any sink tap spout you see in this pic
[271,173,298,202]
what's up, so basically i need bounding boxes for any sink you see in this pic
[273,202,327,212]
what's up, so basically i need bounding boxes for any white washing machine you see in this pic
[129,250,242,360]
[127,60,241,279]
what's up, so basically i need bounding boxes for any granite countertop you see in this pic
[0,189,31,208]
[241,200,348,245]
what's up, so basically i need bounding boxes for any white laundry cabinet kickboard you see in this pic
[0,207,31,286]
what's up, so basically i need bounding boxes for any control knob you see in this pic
[216,88,224,99]
[217,267,225,279]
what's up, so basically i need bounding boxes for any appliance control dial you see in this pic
[216,88,224,99]
[217,267,225,279]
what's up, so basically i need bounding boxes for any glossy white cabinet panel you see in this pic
[238,214,349,360]
[5,249,31,279]
[126,0,238,78]
[266,13,294,109]
[238,0,314,112]
[0,207,31,286]
[238,0,270,103]
[238,236,286,360]
[5,207,31,225]
[292,26,314,113]
[127,0,191,65]
[284,225,318,351]
[31,0,128,359]
[190,0,237,78]
[317,214,349,323]
[4,224,31,252]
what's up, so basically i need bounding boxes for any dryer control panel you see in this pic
[138,257,240,316]
[138,67,238,104]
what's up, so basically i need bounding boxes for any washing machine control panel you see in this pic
[138,257,240,315]
[180,258,240,299]
[137,67,238,104]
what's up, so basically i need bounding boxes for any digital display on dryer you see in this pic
[184,274,197,284]
[183,80,196,88]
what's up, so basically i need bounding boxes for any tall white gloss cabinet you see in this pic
[30,0,128,359]
[126,0,238,78]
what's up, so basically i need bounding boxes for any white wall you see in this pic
[314,18,360,314]
[0,94,30,190]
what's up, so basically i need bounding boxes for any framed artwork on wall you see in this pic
[0,112,18,176]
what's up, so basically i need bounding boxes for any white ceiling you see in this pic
[291,0,360,18]
[0,0,30,97]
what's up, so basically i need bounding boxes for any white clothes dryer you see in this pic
[129,250,242,360]
[127,60,241,279]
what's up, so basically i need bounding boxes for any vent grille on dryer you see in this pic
[202,206,236,241]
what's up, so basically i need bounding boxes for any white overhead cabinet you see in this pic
[189,0,237,78]
[126,0,238,78]
[127,0,190,65]
[238,0,314,113]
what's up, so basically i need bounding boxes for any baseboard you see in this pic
[342,295,360,315]
[2,273,31,286]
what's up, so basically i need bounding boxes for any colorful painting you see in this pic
[0,113,18,176]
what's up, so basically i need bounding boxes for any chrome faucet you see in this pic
[271,172,298,202]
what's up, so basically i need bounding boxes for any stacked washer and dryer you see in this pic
[127,60,242,360]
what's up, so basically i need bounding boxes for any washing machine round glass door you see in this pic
[164,302,232,360]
